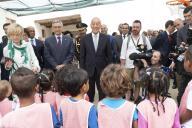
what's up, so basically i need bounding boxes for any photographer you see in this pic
[130,50,172,99]
[176,6,192,105]
[120,20,152,102]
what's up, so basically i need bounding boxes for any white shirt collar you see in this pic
[55,34,62,39]
[92,32,99,37]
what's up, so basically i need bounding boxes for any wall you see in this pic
[0,8,17,41]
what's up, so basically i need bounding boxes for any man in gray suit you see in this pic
[44,20,74,70]
[177,6,192,104]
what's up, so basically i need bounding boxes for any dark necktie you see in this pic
[168,35,173,43]
[57,36,61,46]
[123,35,126,39]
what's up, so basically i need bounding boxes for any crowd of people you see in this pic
[1,5,192,128]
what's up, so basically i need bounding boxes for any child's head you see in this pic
[0,80,12,101]
[184,45,192,73]
[140,67,168,96]
[10,67,39,98]
[140,67,168,116]
[55,64,77,95]
[39,69,54,92]
[56,65,88,97]
[100,64,131,98]
[63,68,88,97]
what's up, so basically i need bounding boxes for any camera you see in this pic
[129,50,152,69]
[136,44,147,53]
[129,52,152,60]
[168,46,186,61]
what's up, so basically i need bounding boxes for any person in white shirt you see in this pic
[3,23,40,76]
[120,20,152,103]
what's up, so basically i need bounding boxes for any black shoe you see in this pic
[172,84,177,89]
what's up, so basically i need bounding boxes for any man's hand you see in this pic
[169,61,175,70]
[56,64,65,70]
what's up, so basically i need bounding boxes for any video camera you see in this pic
[169,29,192,62]
[129,50,152,69]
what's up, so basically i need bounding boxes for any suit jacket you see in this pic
[44,35,74,69]
[177,24,188,45]
[31,39,44,68]
[153,31,177,66]
[114,35,123,63]
[80,33,112,77]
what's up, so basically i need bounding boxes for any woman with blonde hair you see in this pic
[3,23,40,75]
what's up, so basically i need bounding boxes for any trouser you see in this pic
[0,64,10,80]
[125,68,134,100]
[88,68,105,102]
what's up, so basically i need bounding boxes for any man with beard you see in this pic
[120,20,152,103]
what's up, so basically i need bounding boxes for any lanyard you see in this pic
[131,36,140,48]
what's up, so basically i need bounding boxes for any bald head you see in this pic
[101,24,108,35]
[91,17,102,34]
[174,18,184,30]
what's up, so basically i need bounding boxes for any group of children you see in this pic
[1,45,192,127]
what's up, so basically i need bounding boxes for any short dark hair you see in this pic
[10,67,39,98]
[133,20,142,25]
[3,23,10,30]
[62,68,88,97]
[54,64,78,95]
[165,20,174,29]
[183,6,192,14]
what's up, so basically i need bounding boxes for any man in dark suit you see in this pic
[176,6,192,105]
[27,26,44,69]
[153,20,176,67]
[114,23,129,63]
[0,23,10,80]
[44,20,74,71]
[80,17,112,102]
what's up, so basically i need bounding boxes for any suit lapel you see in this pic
[89,33,96,53]
[97,33,102,52]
